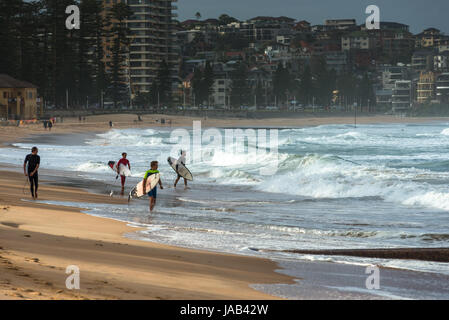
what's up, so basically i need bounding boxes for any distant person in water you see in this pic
[48,120,52,131]
[117,152,131,195]
[43,120,47,130]
[109,120,113,128]
[174,150,188,189]
[23,147,40,200]
[143,161,163,212]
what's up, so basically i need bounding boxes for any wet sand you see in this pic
[0,169,293,300]
[2,114,449,300]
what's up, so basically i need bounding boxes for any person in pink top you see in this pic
[117,152,131,195]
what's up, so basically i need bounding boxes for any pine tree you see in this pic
[192,67,204,105]
[254,81,264,109]
[298,64,313,106]
[230,62,249,109]
[203,61,214,105]
[108,2,132,108]
[0,0,23,76]
[156,60,171,106]
[273,63,293,107]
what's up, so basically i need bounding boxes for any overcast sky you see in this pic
[177,0,449,34]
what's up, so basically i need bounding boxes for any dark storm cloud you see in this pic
[178,0,449,34]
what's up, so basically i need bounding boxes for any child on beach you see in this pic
[117,152,131,195]
[174,150,188,189]
[143,161,163,212]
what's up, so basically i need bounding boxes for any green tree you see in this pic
[311,56,336,107]
[273,63,293,106]
[297,64,313,105]
[0,0,23,77]
[357,73,376,111]
[218,14,239,25]
[192,67,204,105]
[230,63,249,109]
[108,2,133,108]
[156,60,172,106]
[149,81,159,106]
[134,92,151,108]
[254,81,264,109]
[336,72,358,108]
[203,61,214,104]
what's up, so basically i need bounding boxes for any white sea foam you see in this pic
[4,123,449,283]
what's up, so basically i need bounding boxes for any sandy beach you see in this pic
[0,168,294,300]
[0,114,299,300]
[2,113,449,300]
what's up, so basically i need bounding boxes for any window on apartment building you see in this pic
[28,91,33,99]
[3,92,7,99]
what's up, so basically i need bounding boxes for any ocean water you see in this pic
[3,122,449,298]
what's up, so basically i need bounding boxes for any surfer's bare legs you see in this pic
[120,175,126,195]
[149,197,156,212]
[174,175,180,188]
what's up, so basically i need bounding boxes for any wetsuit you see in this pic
[24,153,40,198]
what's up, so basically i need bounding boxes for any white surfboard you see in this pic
[108,161,131,177]
[128,173,160,201]
[167,157,193,181]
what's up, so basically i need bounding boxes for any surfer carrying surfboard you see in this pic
[174,150,188,188]
[23,147,40,200]
[117,152,131,195]
[143,161,164,212]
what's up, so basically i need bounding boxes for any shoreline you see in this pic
[2,113,449,148]
[0,168,294,300]
[2,114,449,299]
[2,166,449,301]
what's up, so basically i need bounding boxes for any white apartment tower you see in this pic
[127,0,178,94]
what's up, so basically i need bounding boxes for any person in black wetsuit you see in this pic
[23,147,40,200]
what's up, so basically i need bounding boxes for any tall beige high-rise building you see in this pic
[103,0,179,96]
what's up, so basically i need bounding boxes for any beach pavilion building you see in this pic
[0,74,38,120]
